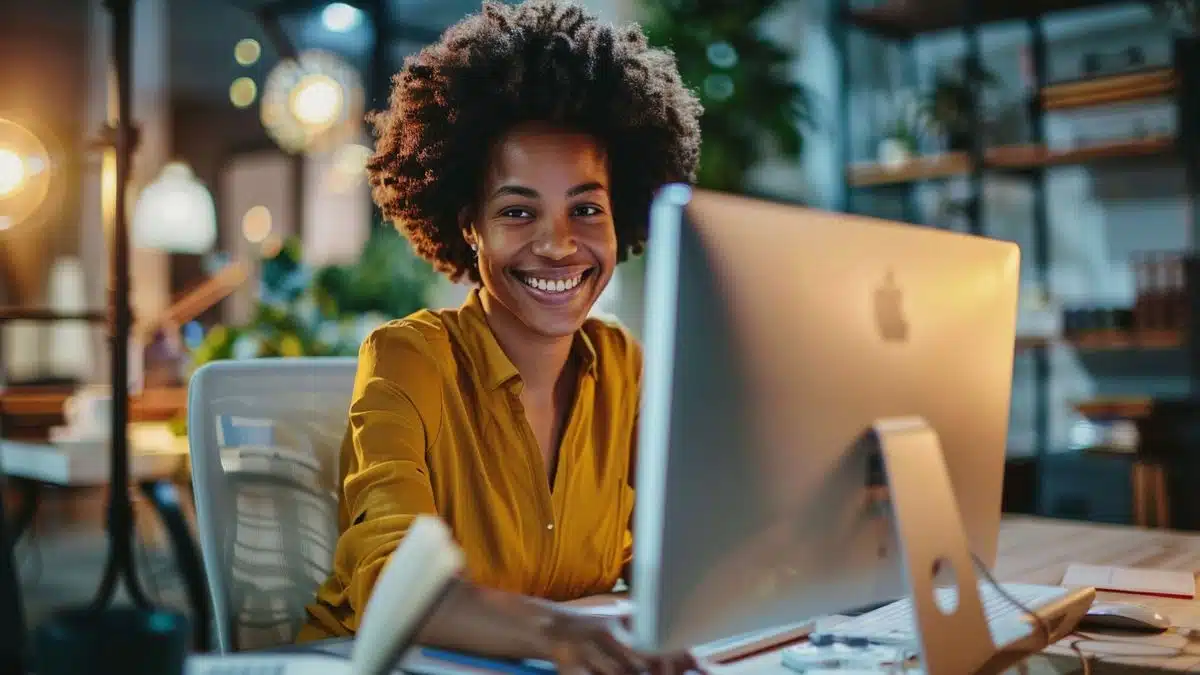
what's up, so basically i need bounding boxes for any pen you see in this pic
[418,647,558,675]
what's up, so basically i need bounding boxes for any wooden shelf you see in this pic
[989,136,1176,169]
[847,137,1176,187]
[1068,329,1183,351]
[1042,69,1176,111]
[845,0,1125,39]
[1016,336,1050,351]
[848,153,969,186]
[1074,397,1153,420]
[1014,329,1186,353]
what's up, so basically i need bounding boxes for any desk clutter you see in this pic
[780,636,913,673]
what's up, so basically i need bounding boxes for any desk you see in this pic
[992,516,1200,673]
[282,517,1200,674]
[711,517,1200,675]
[0,426,189,538]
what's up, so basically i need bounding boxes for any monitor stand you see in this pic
[870,416,1029,675]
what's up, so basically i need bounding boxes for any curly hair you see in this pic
[365,0,703,283]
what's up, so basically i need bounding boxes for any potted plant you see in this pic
[638,0,815,194]
[877,90,930,168]
[169,226,437,437]
[928,58,998,152]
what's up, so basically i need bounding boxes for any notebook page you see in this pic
[1062,563,1196,599]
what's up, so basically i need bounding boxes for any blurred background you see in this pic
[0,0,1196,634]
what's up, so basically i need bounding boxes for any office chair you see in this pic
[188,357,356,652]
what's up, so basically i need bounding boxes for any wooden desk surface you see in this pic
[996,517,1200,673]
[712,517,1200,675]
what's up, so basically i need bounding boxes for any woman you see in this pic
[299,0,703,670]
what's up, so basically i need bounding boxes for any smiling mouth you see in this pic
[511,268,595,298]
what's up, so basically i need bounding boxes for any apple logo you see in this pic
[873,269,909,343]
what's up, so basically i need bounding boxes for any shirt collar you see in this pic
[459,288,598,391]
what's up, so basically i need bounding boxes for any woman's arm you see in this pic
[419,580,692,675]
[416,580,558,659]
[329,327,444,627]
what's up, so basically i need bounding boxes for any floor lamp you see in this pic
[28,1,210,673]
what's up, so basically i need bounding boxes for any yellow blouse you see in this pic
[298,289,641,641]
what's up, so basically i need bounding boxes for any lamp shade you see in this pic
[132,161,217,253]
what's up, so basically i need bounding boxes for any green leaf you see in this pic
[640,0,815,195]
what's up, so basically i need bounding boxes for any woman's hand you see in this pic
[540,612,700,675]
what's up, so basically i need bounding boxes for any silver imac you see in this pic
[629,185,1032,668]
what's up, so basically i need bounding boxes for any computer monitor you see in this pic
[630,186,1021,654]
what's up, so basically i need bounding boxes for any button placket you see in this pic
[508,386,557,590]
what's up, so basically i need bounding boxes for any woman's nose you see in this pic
[531,218,577,260]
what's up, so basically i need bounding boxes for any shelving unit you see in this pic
[847,136,1175,186]
[836,0,1200,524]
[844,0,1127,39]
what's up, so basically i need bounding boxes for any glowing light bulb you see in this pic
[0,149,26,197]
[0,117,55,229]
[289,74,343,127]
[261,50,364,154]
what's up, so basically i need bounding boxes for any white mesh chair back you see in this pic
[188,357,357,652]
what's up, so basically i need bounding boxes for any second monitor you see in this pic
[631,186,1023,654]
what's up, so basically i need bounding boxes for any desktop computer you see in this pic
[630,186,1094,674]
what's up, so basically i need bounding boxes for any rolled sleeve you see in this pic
[331,324,444,626]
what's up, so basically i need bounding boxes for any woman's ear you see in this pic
[458,207,476,249]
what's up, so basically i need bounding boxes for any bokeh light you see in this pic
[261,50,364,154]
[289,75,342,128]
[321,3,363,32]
[241,205,273,243]
[229,77,258,108]
[0,150,25,197]
[0,117,54,229]
[327,143,372,193]
[234,38,262,66]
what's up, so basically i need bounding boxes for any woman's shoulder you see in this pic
[581,315,642,381]
[357,310,457,383]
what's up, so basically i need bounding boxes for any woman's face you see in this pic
[467,122,617,339]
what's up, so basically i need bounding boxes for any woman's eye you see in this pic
[500,208,533,219]
[573,204,603,217]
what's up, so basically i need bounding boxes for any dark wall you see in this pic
[170,95,274,321]
[0,0,89,304]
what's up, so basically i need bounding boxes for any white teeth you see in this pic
[520,273,585,294]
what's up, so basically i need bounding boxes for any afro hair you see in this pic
[365,0,703,283]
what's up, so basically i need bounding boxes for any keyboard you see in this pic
[823,582,1068,645]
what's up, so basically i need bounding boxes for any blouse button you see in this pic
[546,523,554,530]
